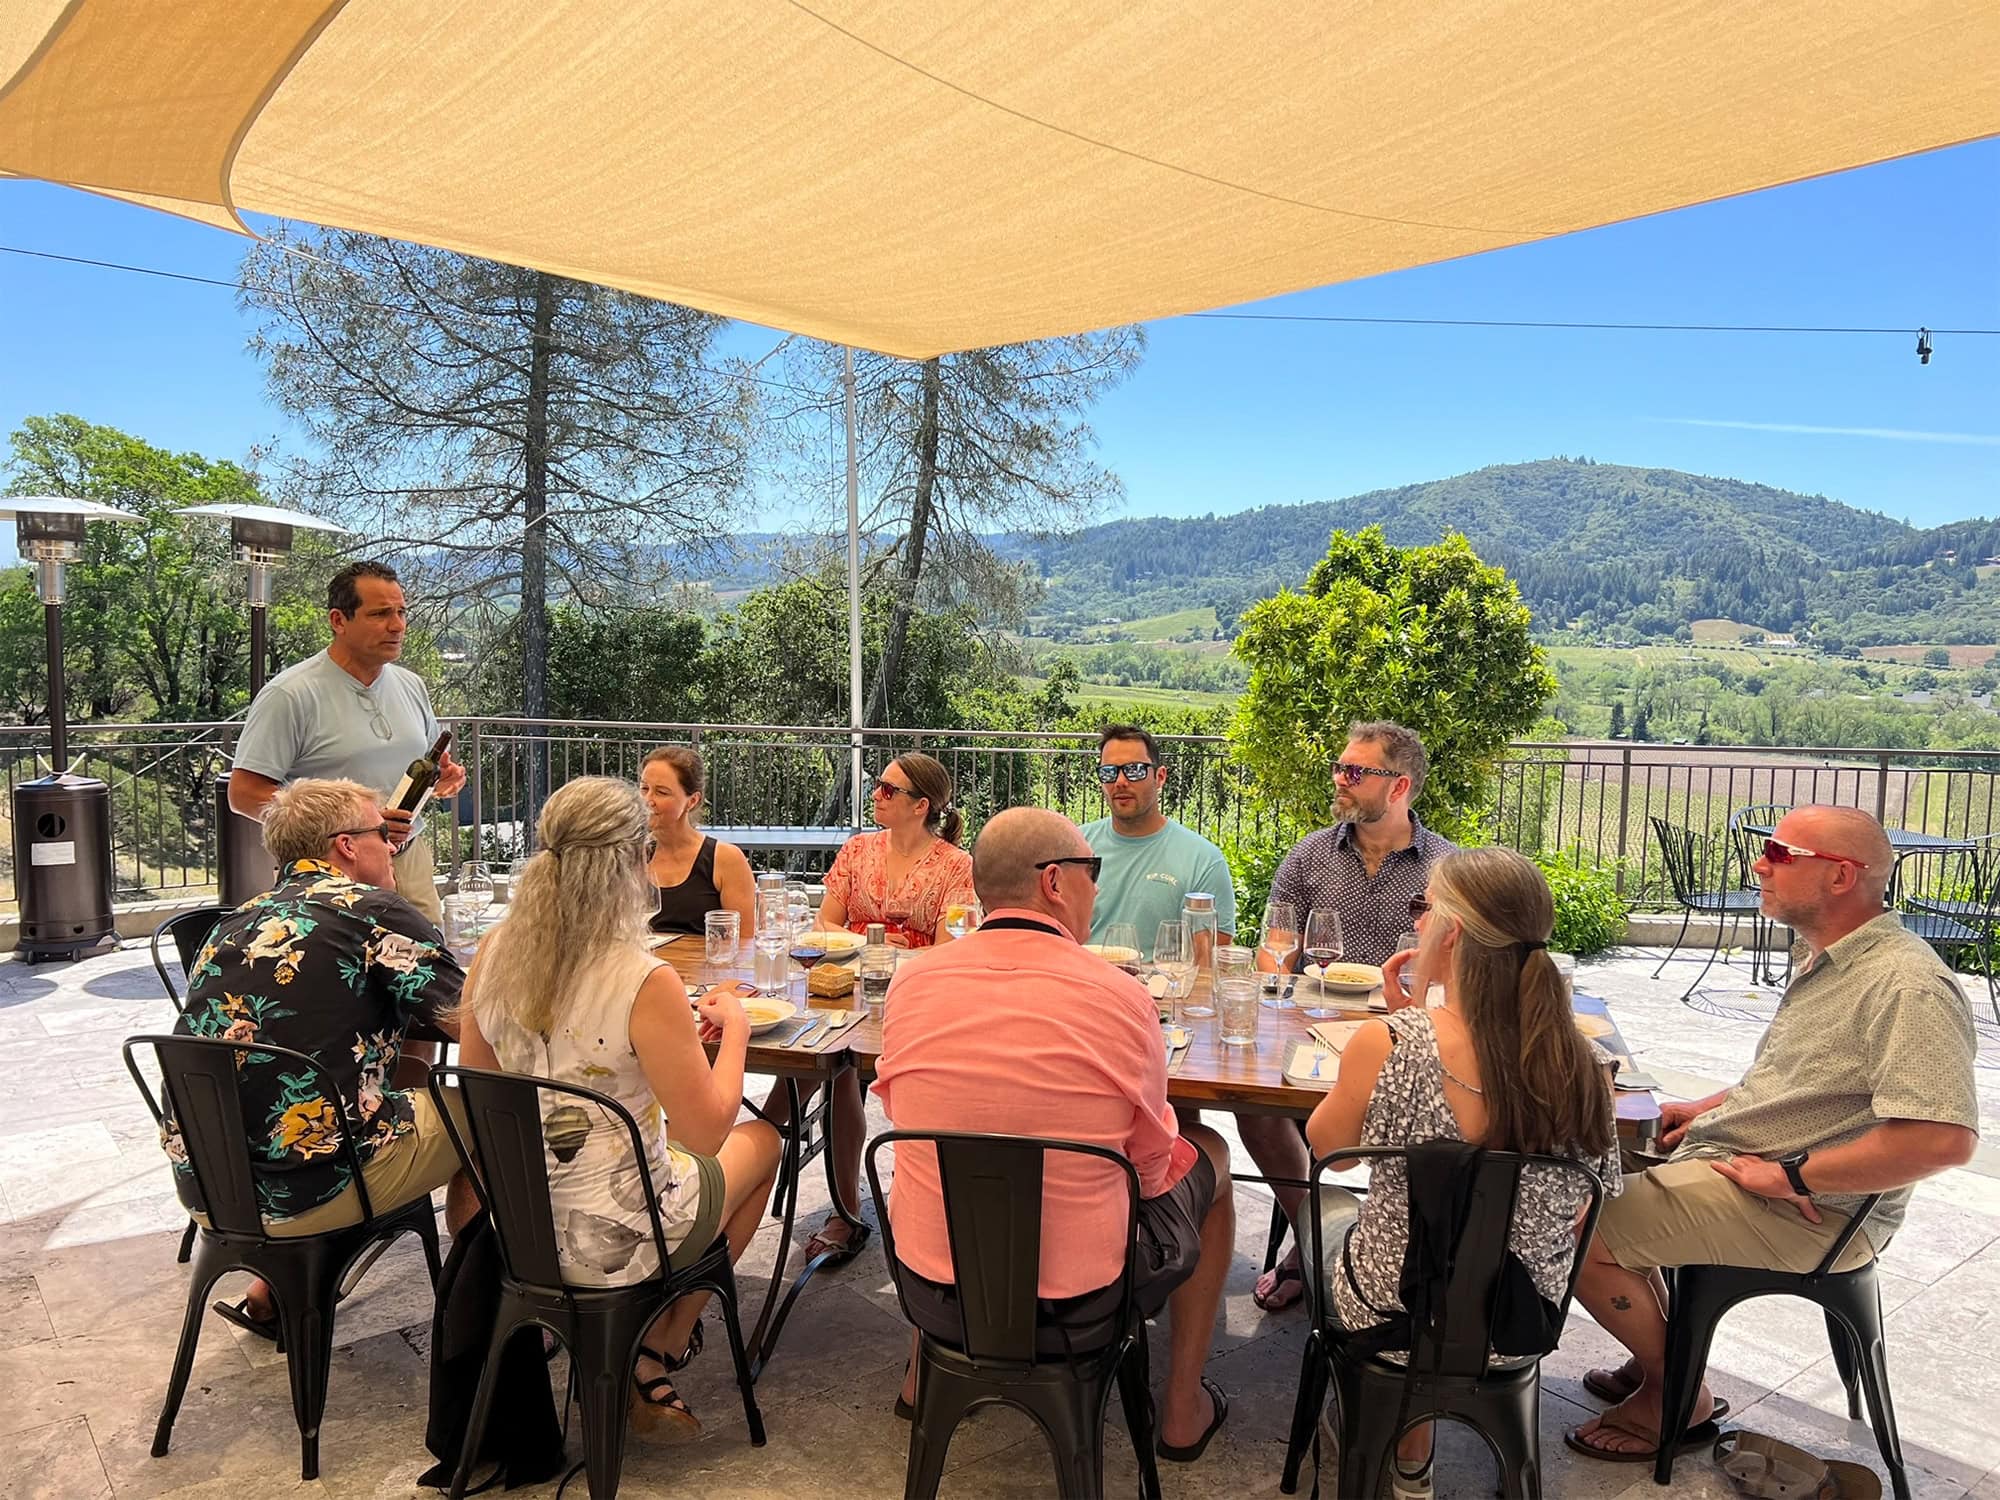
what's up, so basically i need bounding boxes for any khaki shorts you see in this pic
[392,836,443,924]
[254,1089,465,1238]
[1596,1159,1873,1276]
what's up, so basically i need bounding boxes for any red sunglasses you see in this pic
[1762,837,1867,870]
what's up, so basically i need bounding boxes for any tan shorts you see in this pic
[261,1089,465,1238]
[392,836,443,924]
[1596,1159,1873,1276]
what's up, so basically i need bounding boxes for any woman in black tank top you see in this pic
[640,747,758,938]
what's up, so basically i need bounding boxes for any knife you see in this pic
[787,1013,828,1049]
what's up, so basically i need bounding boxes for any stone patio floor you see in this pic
[3,939,2000,1499]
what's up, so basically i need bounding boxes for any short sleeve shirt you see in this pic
[822,831,975,947]
[1675,912,1979,1239]
[166,858,464,1222]
[234,651,443,833]
[1268,816,1457,968]
[1081,818,1237,952]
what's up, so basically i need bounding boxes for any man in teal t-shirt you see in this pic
[1082,724,1237,954]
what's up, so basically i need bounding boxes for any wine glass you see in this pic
[1258,900,1301,1009]
[1300,909,1345,1019]
[1152,920,1197,1021]
[1100,922,1140,974]
[944,900,982,941]
[787,932,829,998]
[1395,930,1422,1004]
[883,899,912,945]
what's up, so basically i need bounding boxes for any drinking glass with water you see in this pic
[705,909,740,970]
[1215,944,1260,1046]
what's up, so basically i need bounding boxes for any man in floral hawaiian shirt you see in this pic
[167,778,471,1338]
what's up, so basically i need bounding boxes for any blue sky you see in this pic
[1,136,1995,546]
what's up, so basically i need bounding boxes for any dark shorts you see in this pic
[900,1147,1217,1356]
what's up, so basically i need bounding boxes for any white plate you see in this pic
[1082,943,1141,965]
[1311,962,1384,994]
[740,998,800,1035]
[814,929,867,955]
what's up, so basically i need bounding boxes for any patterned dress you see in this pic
[822,831,975,947]
[166,858,463,1222]
[1330,1008,1623,1335]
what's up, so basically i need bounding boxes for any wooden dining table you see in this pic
[649,935,1661,1371]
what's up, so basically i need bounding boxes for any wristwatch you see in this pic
[1778,1151,1813,1197]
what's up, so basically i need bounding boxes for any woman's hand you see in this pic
[697,982,752,1043]
[1379,947,1422,1012]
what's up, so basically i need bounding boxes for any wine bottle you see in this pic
[388,729,453,816]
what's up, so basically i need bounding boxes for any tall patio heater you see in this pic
[173,503,349,905]
[2,496,143,961]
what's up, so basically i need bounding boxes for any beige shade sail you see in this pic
[2,0,1997,358]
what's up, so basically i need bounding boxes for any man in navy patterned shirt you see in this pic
[168,778,472,1340]
[1246,721,1457,1311]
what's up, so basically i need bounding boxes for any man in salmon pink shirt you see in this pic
[873,807,1234,1462]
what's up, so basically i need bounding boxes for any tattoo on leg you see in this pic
[1610,1295,1632,1311]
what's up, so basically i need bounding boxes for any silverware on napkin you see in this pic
[788,1013,829,1049]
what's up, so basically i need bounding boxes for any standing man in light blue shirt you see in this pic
[1082,724,1237,956]
[229,561,465,923]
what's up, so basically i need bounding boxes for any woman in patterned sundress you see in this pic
[1302,846,1620,1500]
[458,777,782,1438]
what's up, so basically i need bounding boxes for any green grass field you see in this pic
[1069,681,1237,711]
[1078,606,1219,643]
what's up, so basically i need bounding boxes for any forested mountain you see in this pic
[1012,459,2000,646]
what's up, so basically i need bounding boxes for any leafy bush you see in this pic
[1535,851,1627,957]
[1224,822,1305,936]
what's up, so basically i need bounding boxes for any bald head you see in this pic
[973,808,1091,910]
[1783,806,1894,902]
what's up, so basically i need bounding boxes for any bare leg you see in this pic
[1239,1114,1310,1305]
[806,1071,867,1254]
[1583,1267,1669,1398]
[641,1122,783,1366]
[1159,1125,1234,1449]
[1569,1236,1711,1455]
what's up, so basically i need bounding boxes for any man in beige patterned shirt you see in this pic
[1568,806,1979,1463]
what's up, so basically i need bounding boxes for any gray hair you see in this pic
[262,778,377,865]
[1347,719,1429,801]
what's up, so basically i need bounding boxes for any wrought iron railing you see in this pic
[6,718,2000,915]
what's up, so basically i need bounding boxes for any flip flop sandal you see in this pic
[804,1218,872,1267]
[1714,1430,1882,1500]
[1253,1262,1306,1312]
[1563,1413,1721,1464]
[212,1296,281,1346]
[895,1394,915,1421]
[1579,1368,1730,1426]
[1156,1376,1228,1463]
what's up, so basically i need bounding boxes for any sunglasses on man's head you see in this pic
[1762,838,1867,870]
[1035,855,1104,884]
[1333,762,1400,786]
[1097,761,1156,785]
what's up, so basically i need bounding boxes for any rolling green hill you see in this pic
[1017,459,2000,648]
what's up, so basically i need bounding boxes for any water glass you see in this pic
[752,931,790,994]
[944,900,982,941]
[1395,930,1421,1003]
[1215,944,1260,1046]
[1152,920,1197,1022]
[704,909,741,970]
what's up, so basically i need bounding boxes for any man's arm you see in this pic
[227,768,283,821]
[1713,1119,1977,1223]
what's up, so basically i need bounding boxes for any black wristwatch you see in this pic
[1778,1151,1813,1197]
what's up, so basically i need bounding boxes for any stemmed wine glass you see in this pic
[1152,920,1197,1021]
[1258,900,1301,1009]
[1299,909,1345,1020]
[788,931,829,998]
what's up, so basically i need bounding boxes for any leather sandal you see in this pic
[212,1295,281,1346]
[1156,1377,1228,1463]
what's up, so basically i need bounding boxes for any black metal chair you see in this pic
[149,904,231,1010]
[124,1033,443,1482]
[1727,805,1792,983]
[1650,817,1763,1001]
[1656,1194,1907,1500]
[428,1065,764,1500]
[1892,837,2000,1024]
[1280,1145,1606,1500]
[865,1130,1160,1500]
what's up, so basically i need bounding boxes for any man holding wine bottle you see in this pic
[230,561,466,923]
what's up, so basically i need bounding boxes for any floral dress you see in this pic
[822,831,975,947]
[164,858,463,1223]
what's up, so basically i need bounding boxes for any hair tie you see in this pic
[1520,939,1548,952]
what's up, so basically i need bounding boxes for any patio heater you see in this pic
[173,503,349,905]
[1,496,144,961]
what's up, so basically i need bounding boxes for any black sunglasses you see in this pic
[1035,855,1104,883]
[1408,895,1432,921]
[1096,761,1157,784]
[331,823,394,845]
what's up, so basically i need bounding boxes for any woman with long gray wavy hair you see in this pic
[458,775,780,1438]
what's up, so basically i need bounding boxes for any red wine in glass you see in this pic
[789,939,829,976]
[1300,908,1345,1020]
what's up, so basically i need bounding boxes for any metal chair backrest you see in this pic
[1893,836,2000,917]
[866,1130,1141,1368]
[428,1063,675,1293]
[1649,817,1708,905]
[123,1032,379,1238]
[1728,805,1790,890]
[149,904,231,1007]
[1307,1144,1606,1377]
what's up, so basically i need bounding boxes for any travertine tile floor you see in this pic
[3,941,1999,1499]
